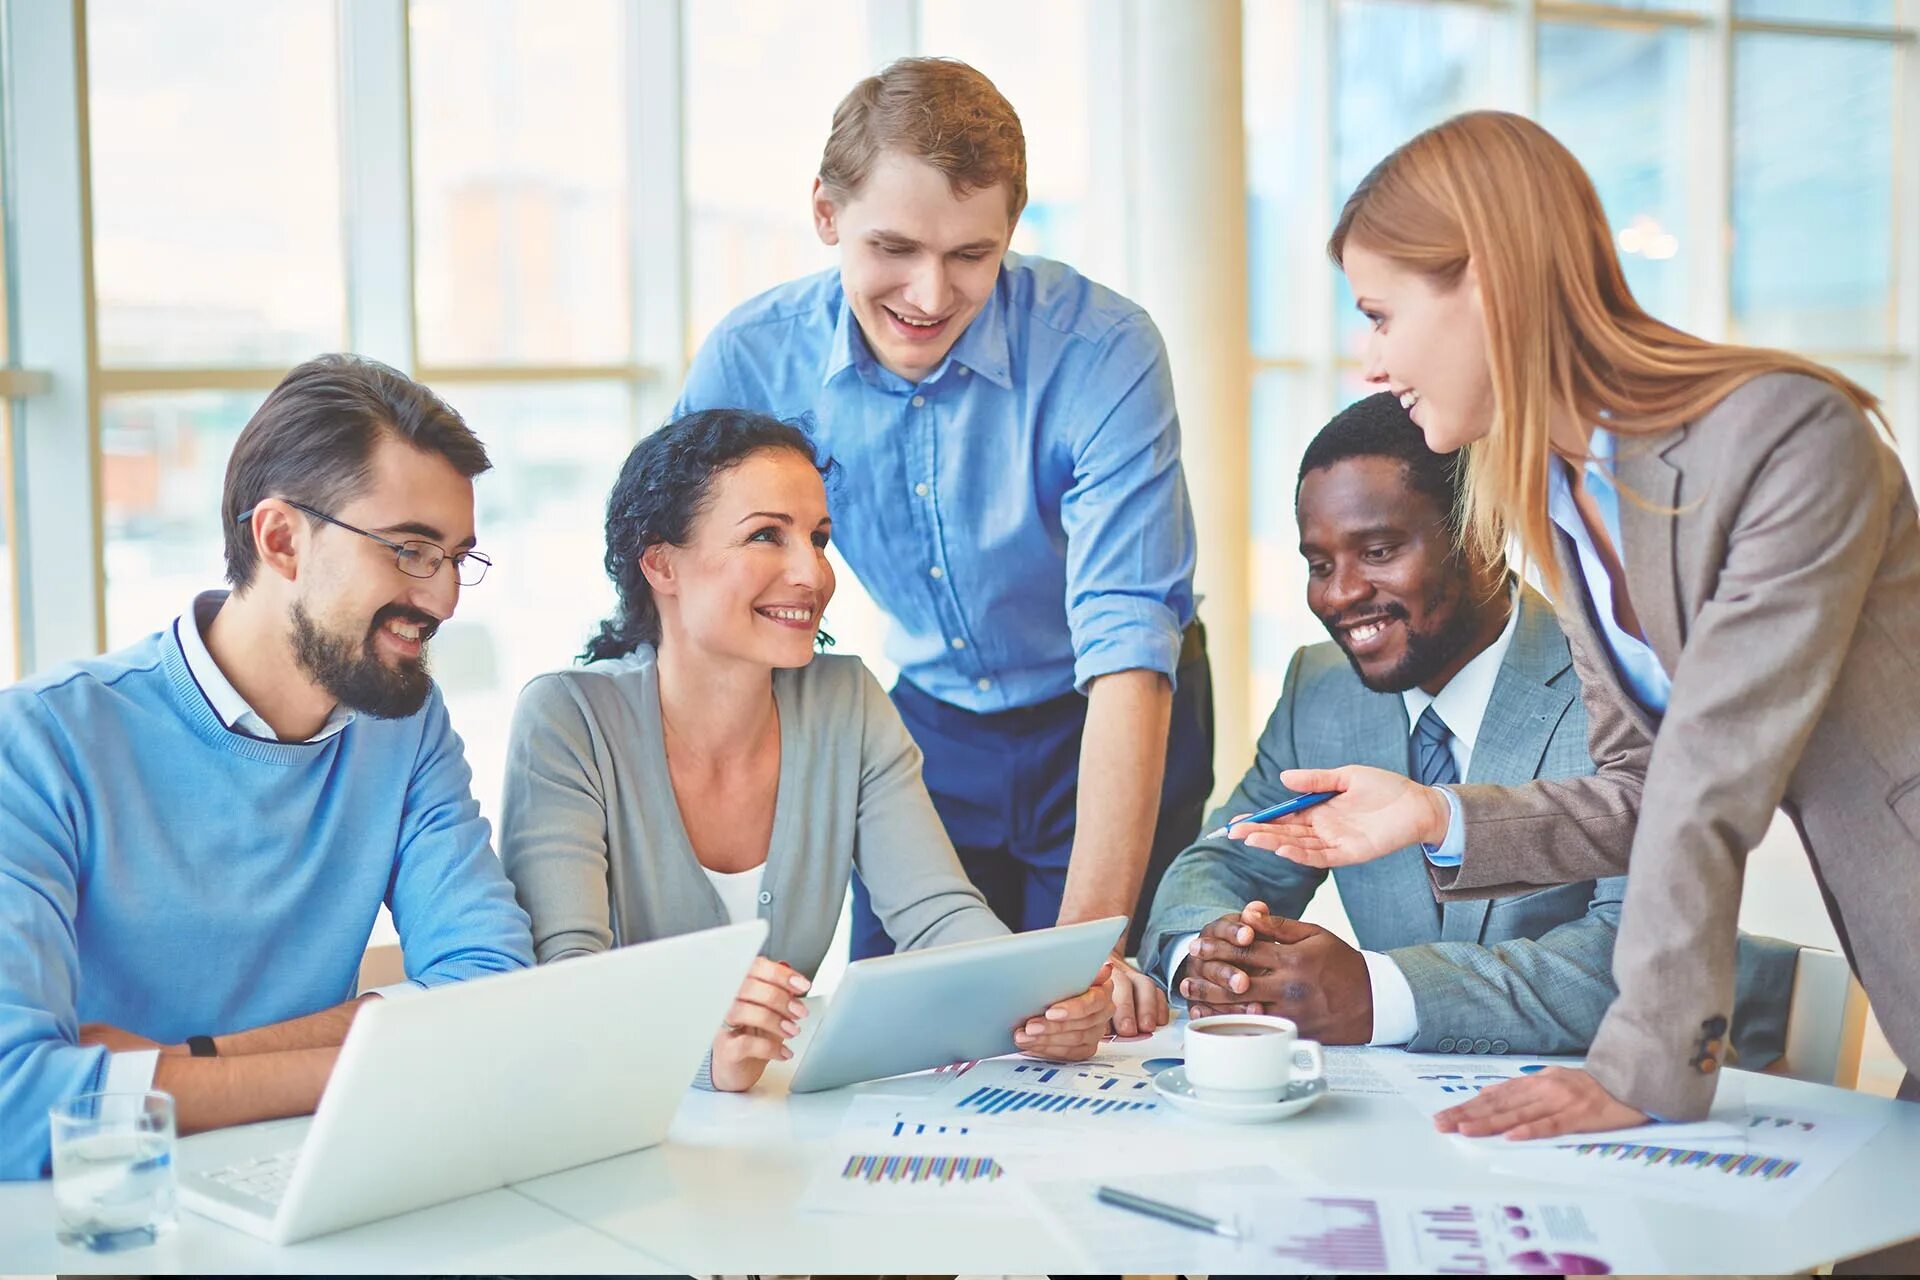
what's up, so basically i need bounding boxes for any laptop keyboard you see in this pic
[197,1149,300,1207]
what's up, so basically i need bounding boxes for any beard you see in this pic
[289,599,436,719]
[1327,574,1483,695]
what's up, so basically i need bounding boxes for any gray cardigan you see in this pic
[498,646,1006,977]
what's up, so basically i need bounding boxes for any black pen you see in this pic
[1096,1185,1242,1240]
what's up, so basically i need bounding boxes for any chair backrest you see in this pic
[1775,946,1870,1088]
[355,942,406,994]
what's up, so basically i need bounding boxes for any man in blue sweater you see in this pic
[0,354,533,1177]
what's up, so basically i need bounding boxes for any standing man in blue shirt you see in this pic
[675,58,1210,1033]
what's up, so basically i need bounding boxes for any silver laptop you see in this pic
[178,919,766,1244]
[788,916,1125,1094]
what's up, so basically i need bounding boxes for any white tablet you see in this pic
[787,915,1126,1094]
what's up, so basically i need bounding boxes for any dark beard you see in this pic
[1332,575,1483,695]
[289,600,434,719]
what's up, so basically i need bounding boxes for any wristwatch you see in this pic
[186,1034,218,1058]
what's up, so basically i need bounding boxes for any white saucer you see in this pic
[1151,1065,1327,1124]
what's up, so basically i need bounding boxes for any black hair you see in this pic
[582,409,834,663]
[1295,390,1464,533]
[223,354,490,589]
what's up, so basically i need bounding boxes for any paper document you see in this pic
[1323,1046,1407,1095]
[1494,1100,1886,1211]
[1034,1163,1666,1273]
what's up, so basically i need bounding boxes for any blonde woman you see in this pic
[1234,110,1919,1135]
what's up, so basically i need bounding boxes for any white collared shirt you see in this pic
[175,591,355,744]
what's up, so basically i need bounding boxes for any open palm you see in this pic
[1229,765,1447,868]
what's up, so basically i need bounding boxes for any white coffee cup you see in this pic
[1183,1013,1325,1102]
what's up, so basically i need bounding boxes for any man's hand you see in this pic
[1435,1066,1648,1139]
[78,1023,182,1056]
[1230,766,1450,868]
[1107,951,1170,1037]
[709,957,812,1093]
[1015,963,1116,1060]
[1176,902,1373,1044]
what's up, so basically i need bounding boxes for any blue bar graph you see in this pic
[952,1085,1158,1118]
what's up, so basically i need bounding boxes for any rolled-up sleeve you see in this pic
[1058,313,1196,693]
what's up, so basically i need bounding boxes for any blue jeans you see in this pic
[851,622,1215,960]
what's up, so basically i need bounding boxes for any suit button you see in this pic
[1437,1038,1456,1052]
[1473,1038,1493,1054]
[1455,1041,1475,1054]
[1491,1039,1509,1054]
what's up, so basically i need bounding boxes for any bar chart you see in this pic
[837,1154,1006,1186]
[1265,1196,1391,1271]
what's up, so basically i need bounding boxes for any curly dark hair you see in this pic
[582,409,835,663]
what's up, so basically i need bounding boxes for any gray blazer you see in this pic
[498,647,1006,977]
[1140,588,1797,1061]
[1442,374,1920,1119]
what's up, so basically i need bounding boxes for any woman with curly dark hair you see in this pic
[498,408,1112,1092]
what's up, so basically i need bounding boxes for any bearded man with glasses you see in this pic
[0,354,532,1177]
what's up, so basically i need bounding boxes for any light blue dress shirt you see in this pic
[1427,427,1672,865]
[674,253,1197,713]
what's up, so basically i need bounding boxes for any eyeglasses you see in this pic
[235,499,493,586]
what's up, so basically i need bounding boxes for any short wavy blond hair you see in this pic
[819,57,1027,220]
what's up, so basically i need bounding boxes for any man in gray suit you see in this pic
[1140,393,1795,1057]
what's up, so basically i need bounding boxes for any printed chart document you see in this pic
[1378,1053,1749,1147]
[1493,1100,1887,1211]
[1034,1163,1666,1274]
[911,1054,1170,1129]
[1323,1046,1412,1096]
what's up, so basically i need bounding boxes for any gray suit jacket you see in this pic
[1443,374,1920,1118]
[1140,588,1797,1061]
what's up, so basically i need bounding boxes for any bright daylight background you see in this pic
[2,0,1914,1083]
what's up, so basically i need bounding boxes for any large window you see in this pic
[1243,0,1918,711]
[88,0,345,366]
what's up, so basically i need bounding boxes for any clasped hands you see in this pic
[708,956,1119,1093]
[1175,900,1374,1044]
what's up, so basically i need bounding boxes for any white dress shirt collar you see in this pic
[174,590,353,744]
[1397,582,1522,781]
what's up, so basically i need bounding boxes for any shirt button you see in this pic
[911,394,926,407]
[914,482,929,497]
[976,677,991,692]
[1472,1038,1493,1054]
[1436,1037,1456,1053]
[1491,1039,1509,1054]
[950,637,967,650]
[928,565,944,580]
[757,891,772,905]
[958,366,971,377]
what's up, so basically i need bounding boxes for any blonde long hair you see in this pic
[1329,110,1883,597]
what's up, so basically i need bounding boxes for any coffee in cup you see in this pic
[1183,1013,1325,1102]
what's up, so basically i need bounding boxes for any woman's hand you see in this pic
[1013,962,1116,1061]
[1434,1067,1648,1139]
[708,957,811,1093]
[1230,766,1452,868]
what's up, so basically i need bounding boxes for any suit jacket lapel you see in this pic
[1611,425,1688,668]
[1441,591,1577,944]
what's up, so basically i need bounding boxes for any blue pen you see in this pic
[1204,790,1338,841]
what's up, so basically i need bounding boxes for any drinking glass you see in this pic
[49,1091,177,1251]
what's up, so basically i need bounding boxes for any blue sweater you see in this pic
[0,626,533,1177]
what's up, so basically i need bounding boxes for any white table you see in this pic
[4,1027,1917,1274]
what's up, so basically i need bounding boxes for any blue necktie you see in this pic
[1411,705,1459,788]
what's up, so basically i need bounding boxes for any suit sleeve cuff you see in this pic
[105,1049,161,1096]
[1164,932,1202,996]
[1422,787,1465,866]
[1362,950,1419,1046]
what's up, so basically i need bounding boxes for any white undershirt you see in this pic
[702,863,768,926]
